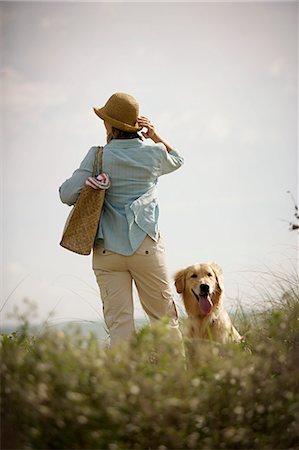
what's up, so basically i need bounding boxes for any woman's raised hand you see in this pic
[137,116,157,140]
[137,116,174,153]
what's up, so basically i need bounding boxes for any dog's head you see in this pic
[174,263,224,316]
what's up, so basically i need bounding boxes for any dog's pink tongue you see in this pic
[199,295,213,315]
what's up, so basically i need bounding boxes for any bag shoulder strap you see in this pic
[99,146,103,174]
[92,146,103,176]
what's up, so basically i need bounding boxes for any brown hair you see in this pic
[107,127,142,143]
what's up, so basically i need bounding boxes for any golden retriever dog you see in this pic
[174,263,242,343]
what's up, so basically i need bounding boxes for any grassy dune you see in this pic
[1,284,299,449]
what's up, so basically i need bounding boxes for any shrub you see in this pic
[1,295,299,449]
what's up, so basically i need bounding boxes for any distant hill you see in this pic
[0,319,149,342]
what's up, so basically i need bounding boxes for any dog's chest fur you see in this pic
[188,306,240,343]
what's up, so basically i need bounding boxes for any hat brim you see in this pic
[93,107,143,133]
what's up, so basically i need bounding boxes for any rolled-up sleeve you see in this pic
[156,143,184,176]
[59,146,96,206]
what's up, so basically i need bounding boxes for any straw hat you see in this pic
[93,92,143,132]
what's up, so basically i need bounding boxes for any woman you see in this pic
[59,92,184,347]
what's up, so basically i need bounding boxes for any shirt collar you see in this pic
[106,138,143,148]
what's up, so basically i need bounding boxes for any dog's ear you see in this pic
[210,262,224,293]
[174,269,186,294]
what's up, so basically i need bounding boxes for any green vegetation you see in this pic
[1,289,299,449]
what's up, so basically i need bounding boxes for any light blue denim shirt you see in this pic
[59,138,184,255]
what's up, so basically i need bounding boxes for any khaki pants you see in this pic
[92,235,182,347]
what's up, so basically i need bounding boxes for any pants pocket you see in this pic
[135,235,165,256]
[94,272,115,329]
[92,246,115,270]
[161,290,179,321]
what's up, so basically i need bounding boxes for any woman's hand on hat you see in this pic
[137,116,174,153]
[137,116,156,140]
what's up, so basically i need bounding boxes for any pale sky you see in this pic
[1,1,298,328]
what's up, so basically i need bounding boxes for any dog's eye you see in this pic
[190,274,198,278]
[207,273,213,277]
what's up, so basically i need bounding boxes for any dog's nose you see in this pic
[200,284,210,294]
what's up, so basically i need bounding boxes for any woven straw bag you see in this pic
[60,146,105,255]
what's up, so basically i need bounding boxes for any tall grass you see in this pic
[1,280,299,449]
